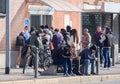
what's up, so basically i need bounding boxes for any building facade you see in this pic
[0,0,120,68]
[0,0,82,68]
[80,0,120,64]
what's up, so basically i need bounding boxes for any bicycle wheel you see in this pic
[43,56,53,70]
[23,52,35,74]
[22,56,28,74]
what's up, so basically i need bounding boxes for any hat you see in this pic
[90,45,97,51]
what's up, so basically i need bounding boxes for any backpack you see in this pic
[16,35,25,46]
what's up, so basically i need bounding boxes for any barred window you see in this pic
[0,0,6,14]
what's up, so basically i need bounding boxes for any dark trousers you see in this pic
[22,40,29,59]
[22,45,28,58]
[72,59,80,73]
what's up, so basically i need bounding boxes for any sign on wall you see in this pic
[24,18,30,26]
[28,5,54,15]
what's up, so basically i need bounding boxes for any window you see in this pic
[0,0,6,14]
[30,15,52,29]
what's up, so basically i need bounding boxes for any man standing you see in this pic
[93,26,103,66]
[81,28,91,49]
[52,29,63,49]
[102,28,113,69]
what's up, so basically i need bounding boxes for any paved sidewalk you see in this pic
[0,64,120,84]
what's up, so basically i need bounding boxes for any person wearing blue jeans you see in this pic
[103,47,111,69]
[79,45,97,75]
[22,26,31,58]
[61,44,75,77]
[102,27,113,69]
[84,59,90,75]
[90,59,95,74]
[62,58,72,76]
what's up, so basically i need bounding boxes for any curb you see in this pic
[0,74,120,84]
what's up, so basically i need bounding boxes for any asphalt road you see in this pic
[59,80,120,84]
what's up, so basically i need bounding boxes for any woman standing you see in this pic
[68,29,79,50]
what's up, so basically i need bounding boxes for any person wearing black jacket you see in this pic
[93,26,104,66]
[102,28,113,69]
[61,44,75,77]
[16,32,25,68]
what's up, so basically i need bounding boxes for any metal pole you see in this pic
[96,47,100,75]
[5,0,11,74]
[112,45,115,66]
[34,48,38,78]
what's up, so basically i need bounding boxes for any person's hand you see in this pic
[70,56,73,59]
[95,57,98,61]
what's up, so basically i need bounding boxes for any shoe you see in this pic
[106,67,110,70]
[64,73,70,77]
[85,73,90,76]
[75,72,82,76]
[91,72,96,75]
[38,71,42,75]
[26,66,32,69]
[100,64,104,67]
[70,72,76,76]
[100,67,107,70]
[16,65,19,69]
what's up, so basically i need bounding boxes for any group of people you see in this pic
[15,25,113,77]
[93,26,113,69]
[80,26,113,75]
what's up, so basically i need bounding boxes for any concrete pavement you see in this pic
[0,64,120,84]
[59,80,120,84]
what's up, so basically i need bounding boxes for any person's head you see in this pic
[71,29,79,43]
[105,27,111,34]
[96,26,102,33]
[45,25,49,29]
[71,29,77,35]
[54,28,59,33]
[40,25,45,29]
[30,26,36,34]
[24,26,29,32]
[83,28,89,35]
[66,25,71,32]
[90,45,97,53]
[61,29,66,35]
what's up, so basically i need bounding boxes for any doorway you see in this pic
[30,15,53,29]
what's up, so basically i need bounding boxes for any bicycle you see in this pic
[22,45,53,74]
